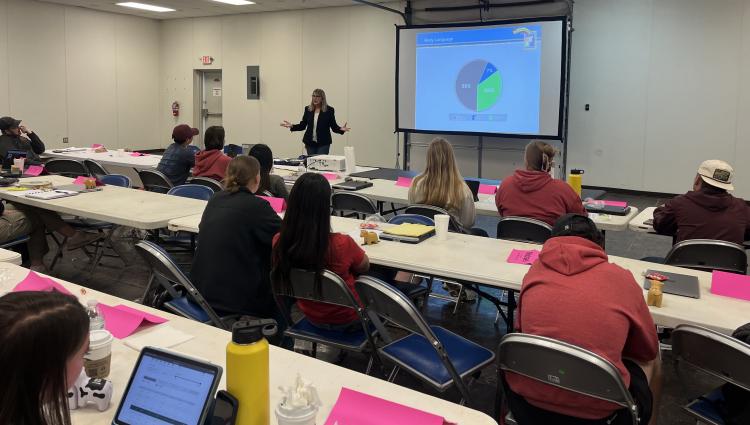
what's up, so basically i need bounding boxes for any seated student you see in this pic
[272,172,369,330]
[0,291,90,425]
[191,156,282,323]
[0,116,45,165]
[506,214,661,425]
[496,141,586,226]
[249,144,289,200]
[653,160,750,245]
[192,126,231,182]
[0,202,102,271]
[157,124,199,186]
[407,138,476,230]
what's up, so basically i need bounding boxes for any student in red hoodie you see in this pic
[495,141,586,226]
[506,214,661,425]
[193,126,231,182]
[653,160,750,245]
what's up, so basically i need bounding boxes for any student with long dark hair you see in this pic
[248,144,289,200]
[0,291,90,425]
[272,173,369,328]
[193,126,231,182]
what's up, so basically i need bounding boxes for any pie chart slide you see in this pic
[455,59,502,112]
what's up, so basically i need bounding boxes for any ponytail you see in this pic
[525,141,557,172]
[224,156,260,193]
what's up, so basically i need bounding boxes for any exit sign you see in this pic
[201,56,214,65]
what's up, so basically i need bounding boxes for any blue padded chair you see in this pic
[355,275,494,404]
[135,240,229,329]
[224,144,243,157]
[273,268,380,373]
[387,214,435,226]
[99,174,131,188]
[497,333,641,425]
[672,324,750,425]
[167,184,214,201]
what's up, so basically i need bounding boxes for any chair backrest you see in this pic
[331,191,378,216]
[98,174,131,188]
[134,241,225,328]
[138,169,173,193]
[83,159,109,178]
[187,176,224,192]
[167,184,214,201]
[672,324,750,391]
[355,275,434,337]
[497,333,638,422]
[665,239,747,274]
[404,204,464,233]
[224,144,243,157]
[496,216,553,244]
[387,214,435,226]
[43,159,89,178]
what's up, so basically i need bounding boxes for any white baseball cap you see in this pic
[698,159,734,191]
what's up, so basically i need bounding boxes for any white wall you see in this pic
[158,4,401,166]
[568,0,750,198]
[0,0,160,150]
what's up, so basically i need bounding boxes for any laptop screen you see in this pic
[114,348,221,425]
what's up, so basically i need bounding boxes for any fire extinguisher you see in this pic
[171,101,180,117]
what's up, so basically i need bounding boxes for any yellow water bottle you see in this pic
[568,169,584,197]
[227,320,274,425]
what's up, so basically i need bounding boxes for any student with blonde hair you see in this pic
[495,140,586,226]
[280,88,351,156]
[191,156,282,328]
[408,138,476,230]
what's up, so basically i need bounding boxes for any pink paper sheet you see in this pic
[478,184,497,195]
[72,176,104,186]
[97,303,168,339]
[322,173,338,181]
[396,176,413,188]
[324,387,445,425]
[602,200,628,208]
[258,195,286,213]
[711,270,750,302]
[129,152,149,157]
[92,144,103,148]
[13,271,72,295]
[25,165,44,176]
[506,249,540,265]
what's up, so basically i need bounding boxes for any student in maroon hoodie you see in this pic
[506,214,661,425]
[653,160,750,245]
[496,141,586,226]
[193,126,231,182]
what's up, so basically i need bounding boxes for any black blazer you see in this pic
[190,188,282,317]
[289,106,344,146]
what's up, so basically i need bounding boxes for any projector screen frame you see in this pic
[395,16,569,141]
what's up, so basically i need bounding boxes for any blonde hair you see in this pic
[225,156,260,193]
[410,138,466,211]
[307,88,328,113]
[525,140,557,172]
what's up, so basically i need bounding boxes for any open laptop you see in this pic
[113,347,222,425]
[643,269,701,299]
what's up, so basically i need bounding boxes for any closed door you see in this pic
[201,71,223,137]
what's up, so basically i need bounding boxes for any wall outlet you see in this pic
[63,137,69,144]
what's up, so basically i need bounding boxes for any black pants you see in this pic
[506,359,652,425]
[305,144,330,156]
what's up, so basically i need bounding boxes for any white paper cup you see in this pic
[117,148,125,157]
[84,329,113,379]
[275,405,318,425]
[434,214,450,241]
[13,157,24,170]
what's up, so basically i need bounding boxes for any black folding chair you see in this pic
[44,159,89,178]
[331,191,378,219]
[137,169,173,193]
[665,239,747,274]
[496,216,553,244]
[83,159,109,178]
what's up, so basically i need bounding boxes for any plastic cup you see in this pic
[13,157,24,170]
[275,404,318,425]
[434,214,450,241]
[84,329,113,379]
[117,148,125,157]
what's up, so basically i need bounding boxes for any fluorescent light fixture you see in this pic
[212,0,256,4]
[116,2,176,12]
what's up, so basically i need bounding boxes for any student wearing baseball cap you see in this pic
[506,214,661,425]
[157,124,199,186]
[0,116,46,165]
[653,160,750,245]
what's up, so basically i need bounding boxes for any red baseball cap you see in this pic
[172,124,199,142]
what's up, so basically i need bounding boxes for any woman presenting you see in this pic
[281,88,350,155]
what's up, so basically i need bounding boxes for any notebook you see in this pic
[643,269,701,299]
[380,223,435,243]
[25,189,79,200]
[113,347,222,425]
[332,180,373,191]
